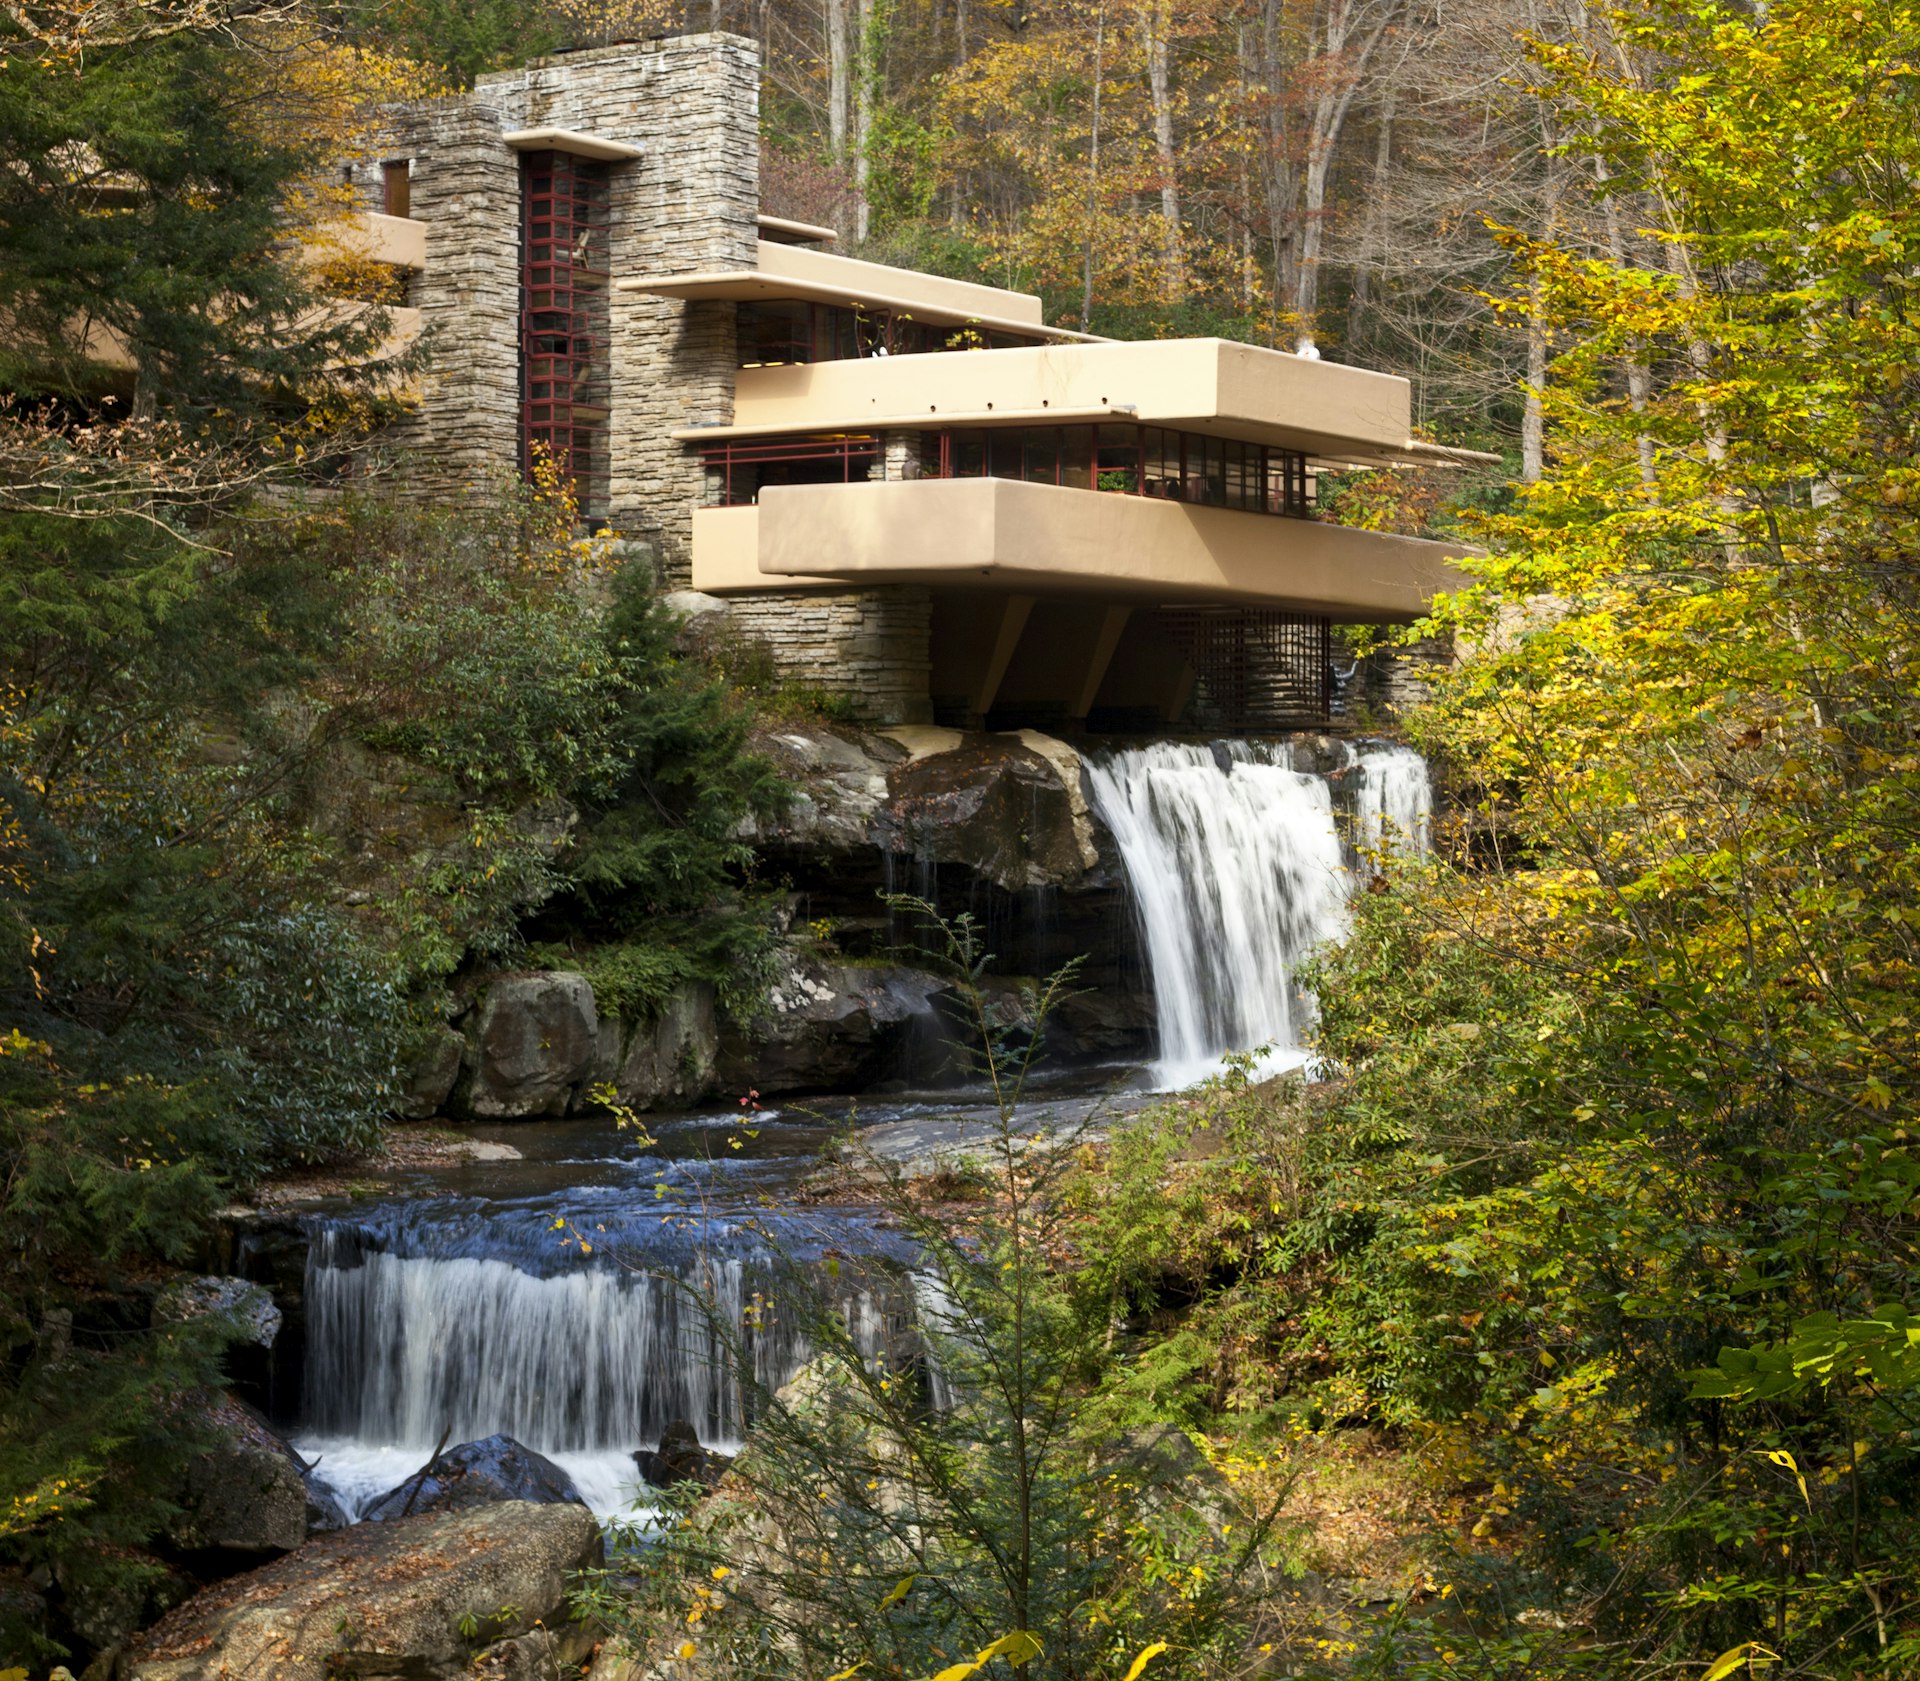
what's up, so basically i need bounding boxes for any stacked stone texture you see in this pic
[351,36,942,718]
[726,588,935,725]
[355,35,756,578]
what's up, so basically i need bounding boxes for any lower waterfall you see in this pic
[1086,740,1430,1087]
[294,1202,899,1522]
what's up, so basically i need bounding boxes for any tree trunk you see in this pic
[1292,0,1399,355]
[1522,279,1547,482]
[949,0,968,228]
[1137,0,1184,302]
[852,0,875,242]
[1260,0,1298,337]
[1081,0,1106,328]
[827,0,851,169]
[1346,87,1393,349]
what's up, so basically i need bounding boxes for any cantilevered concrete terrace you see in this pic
[684,336,1471,469]
[673,336,1479,613]
[621,240,1099,345]
[692,479,1466,621]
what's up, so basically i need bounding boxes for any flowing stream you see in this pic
[288,737,1431,1523]
[1086,740,1431,1087]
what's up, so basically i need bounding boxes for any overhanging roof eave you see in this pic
[617,269,1105,343]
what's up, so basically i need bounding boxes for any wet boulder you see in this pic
[360,1434,586,1521]
[717,955,950,1094]
[745,725,902,855]
[878,732,1097,891]
[459,972,599,1119]
[168,1395,310,1555]
[633,1421,730,1491]
[123,1501,601,1681]
[399,1024,466,1119]
[153,1276,281,1348]
[594,982,719,1110]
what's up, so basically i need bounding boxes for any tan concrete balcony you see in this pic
[691,477,1468,621]
[688,337,1480,468]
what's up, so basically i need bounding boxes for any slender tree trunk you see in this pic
[852,0,875,242]
[1346,86,1393,349]
[1137,0,1184,302]
[1081,0,1106,328]
[1522,278,1547,481]
[1260,0,1298,339]
[949,0,968,228]
[827,0,851,169]
[1593,157,1656,489]
[1521,130,1562,481]
[1293,0,1399,355]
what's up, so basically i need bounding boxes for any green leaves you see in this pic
[1690,1307,1920,1403]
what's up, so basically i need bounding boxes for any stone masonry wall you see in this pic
[359,103,522,495]
[354,34,758,577]
[725,589,934,725]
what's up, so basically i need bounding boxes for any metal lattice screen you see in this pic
[1157,606,1333,730]
[520,151,610,521]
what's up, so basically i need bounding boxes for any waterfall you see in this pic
[295,1209,901,1522]
[1354,743,1433,865]
[1085,742,1351,1088]
[1086,739,1431,1089]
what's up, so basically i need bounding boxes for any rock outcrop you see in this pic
[398,723,1159,1113]
[633,1421,730,1491]
[168,1396,311,1555]
[124,1501,600,1681]
[360,1434,586,1521]
[594,982,718,1109]
[717,954,952,1092]
[153,1277,282,1349]
[877,730,1098,891]
[458,972,599,1119]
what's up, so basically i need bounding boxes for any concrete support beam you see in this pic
[973,594,1035,719]
[1072,606,1133,720]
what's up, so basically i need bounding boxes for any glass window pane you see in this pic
[1061,425,1094,489]
[1095,424,1139,491]
[1023,428,1059,483]
[1223,440,1249,510]
[988,430,1024,479]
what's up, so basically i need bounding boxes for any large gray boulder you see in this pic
[360,1435,585,1521]
[399,1024,466,1119]
[460,972,599,1119]
[878,732,1096,891]
[153,1276,281,1348]
[124,1501,601,1681]
[167,1395,309,1555]
[744,726,901,854]
[594,982,719,1110]
[718,955,950,1093]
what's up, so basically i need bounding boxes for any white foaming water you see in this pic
[298,1230,890,1524]
[1086,742,1352,1090]
[1353,743,1433,865]
[289,1438,656,1528]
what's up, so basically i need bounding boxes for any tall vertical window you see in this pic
[520,151,610,524]
[381,159,411,219]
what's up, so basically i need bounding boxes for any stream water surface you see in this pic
[285,739,1431,1525]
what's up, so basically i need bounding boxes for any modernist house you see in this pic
[343,33,1479,730]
